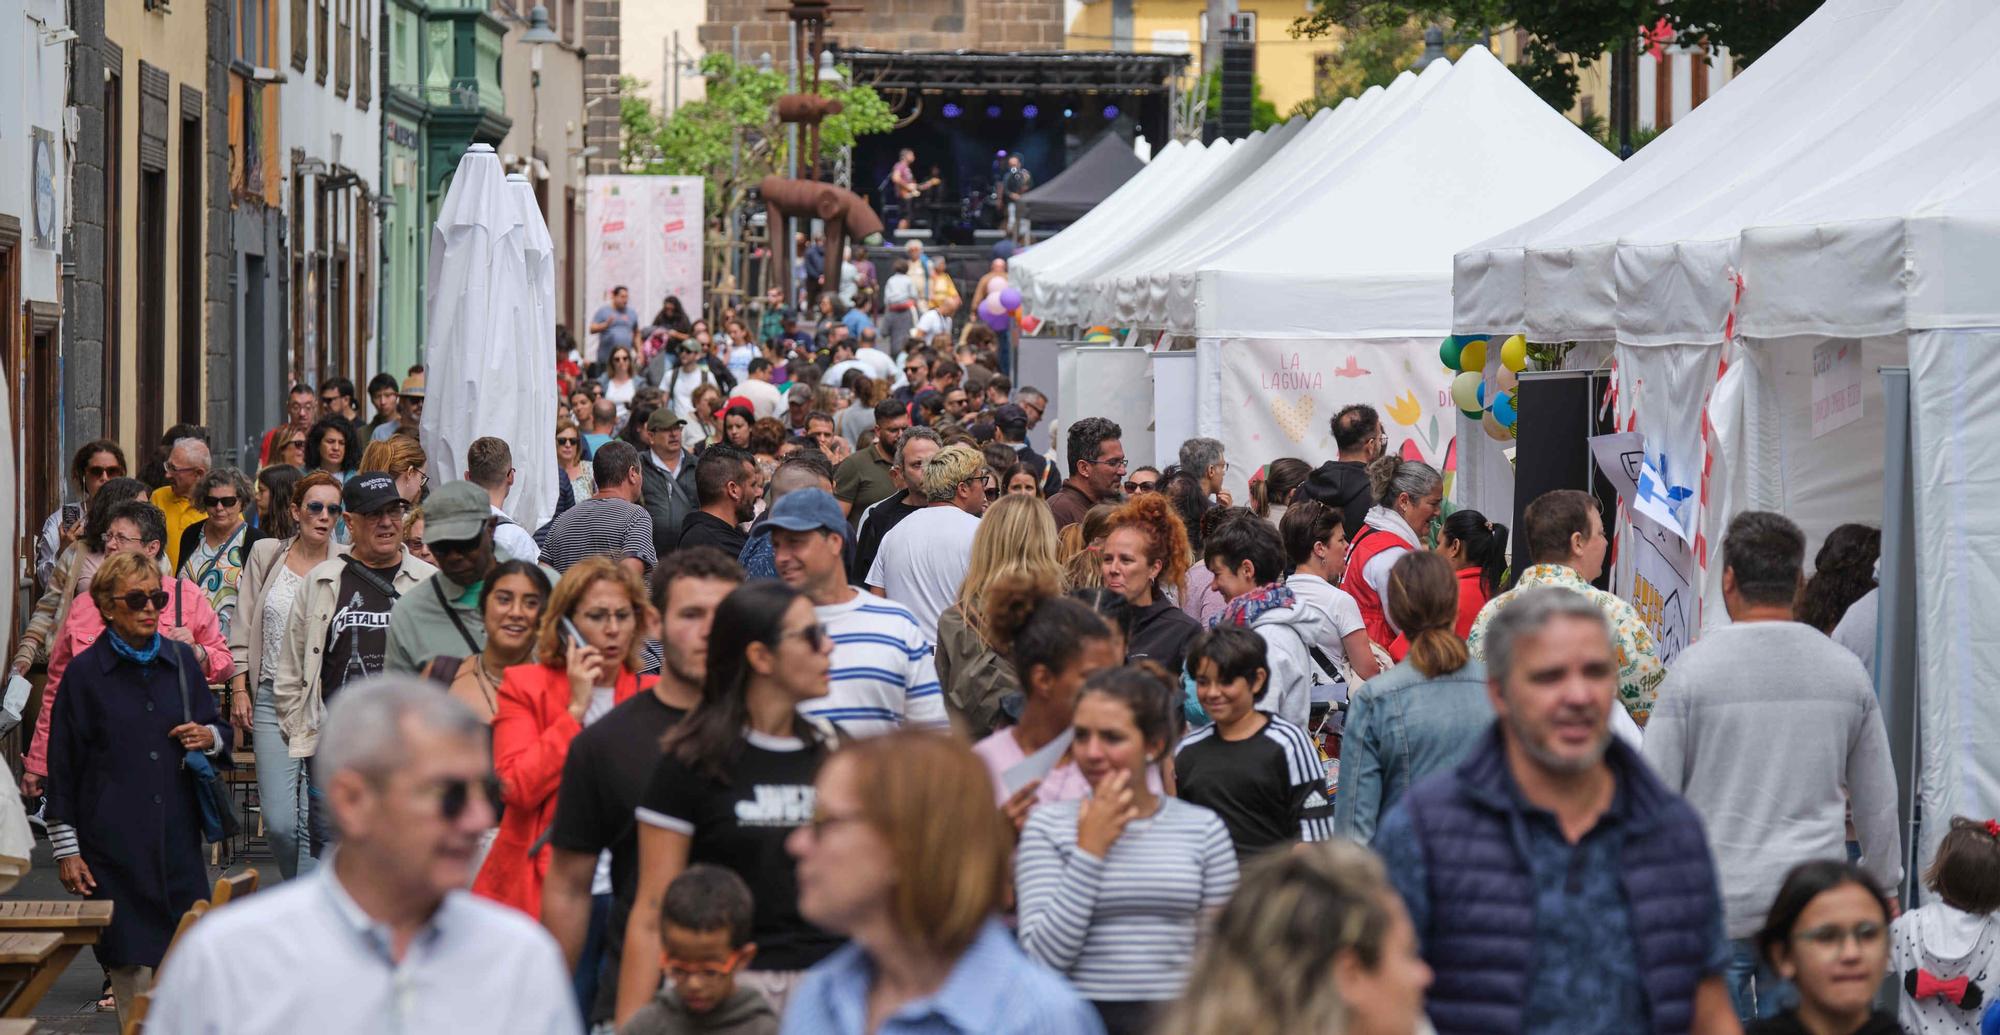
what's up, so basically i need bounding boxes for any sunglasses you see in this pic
[556,436,579,446]
[983,485,1000,501]
[302,501,344,516]
[430,775,504,822]
[86,464,126,480]
[117,589,172,612]
[283,439,306,451]
[320,395,342,406]
[780,623,829,652]
[1124,480,1158,493]
[429,536,485,557]
[202,495,241,509]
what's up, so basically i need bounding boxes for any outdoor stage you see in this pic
[835,47,1186,242]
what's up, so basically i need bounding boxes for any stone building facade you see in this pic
[698,0,1066,63]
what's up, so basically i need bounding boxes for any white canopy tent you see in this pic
[1451,0,2000,868]
[1185,47,1616,504]
[1010,139,1193,302]
[1108,66,1447,333]
[422,144,559,535]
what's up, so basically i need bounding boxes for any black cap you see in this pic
[342,472,405,515]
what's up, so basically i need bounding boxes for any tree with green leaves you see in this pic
[1200,71,1282,132]
[1287,17,1428,119]
[619,53,896,225]
[1293,0,1823,111]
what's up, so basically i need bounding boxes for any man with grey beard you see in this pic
[1371,587,1736,1035]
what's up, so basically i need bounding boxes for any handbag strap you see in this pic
[431,576,482,655]
[341,555,403,600]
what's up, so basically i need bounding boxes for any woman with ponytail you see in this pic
[1437,510,1508,637]
[970,573,1125,829]
[1333,551,1492,843]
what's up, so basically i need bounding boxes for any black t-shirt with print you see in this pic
[551,692,687,1023]
[322,561,399,704]
[634,730,842,971]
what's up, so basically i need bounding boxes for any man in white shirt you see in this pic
[770,489,947,737]
[465,437,542,563]
[734,357,786,419]
[147,679,576,1033]
[853,328,897,381]
[866,444,991,639]
[652,340,718,421]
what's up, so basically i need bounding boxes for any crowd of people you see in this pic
[12,280,2000,1035]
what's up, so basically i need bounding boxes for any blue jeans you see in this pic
[573,893,612,1018]
[252,684,312,880]
[1727,937,1791,1021]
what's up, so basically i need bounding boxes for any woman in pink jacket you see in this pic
[25,501,232,789]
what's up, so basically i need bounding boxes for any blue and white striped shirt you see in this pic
[1015,795,1238,1002]
[779,919,1103,1035]
[803,589,948,738]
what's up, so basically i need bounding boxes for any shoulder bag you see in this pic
[172,644,240,845]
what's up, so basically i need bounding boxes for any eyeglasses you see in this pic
[556,436,579,446]
[804,809,868,840]
[422,774,504,822]
[302,501,344,516]
[117,589,172,612]
[1021,403,1044,420]
[662,947,753,981]
[202,495,241,510]
[1125,479,1159,493]
[1084,455,1129,471]
[359,503,413,521]
[578,608,635,626]
[86,464,126,480]
[779,623,829,652]
[1792,921,1885,951]
[983,484,1000,501]
[283,439,306,452]
[320,394,343,407]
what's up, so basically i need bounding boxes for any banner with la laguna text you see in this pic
[1205,337,1458,505]
[585,175,704,322]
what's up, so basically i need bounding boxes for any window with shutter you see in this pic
[291,0,307,71]
[315,0,328,84]
[356,0,371,108]
[335,0,350,97]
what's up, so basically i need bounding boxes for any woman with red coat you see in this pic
[1340,456,1442,654]
[475,556,655,1001]
[1388,510,1508,661]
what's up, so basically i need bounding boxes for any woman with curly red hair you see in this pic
[1100,493,1200,676]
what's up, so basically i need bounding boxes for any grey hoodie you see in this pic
[1248,596,1338,729]
[619,986,778,1035]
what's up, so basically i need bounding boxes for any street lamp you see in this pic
[520,5,560,46]
[816,51,843,85]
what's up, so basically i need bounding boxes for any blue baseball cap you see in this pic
[763,488,848,543]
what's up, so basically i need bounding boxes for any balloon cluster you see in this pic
[979,280,1025,332]
[1442,333,1529,441]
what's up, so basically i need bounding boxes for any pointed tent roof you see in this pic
[1017,132,1148,224]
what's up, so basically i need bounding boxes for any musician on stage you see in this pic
[1001,154,1034,243]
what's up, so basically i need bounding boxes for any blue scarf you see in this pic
[106,631,164,667]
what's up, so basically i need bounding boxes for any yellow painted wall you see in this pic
[104,2,210,448]
[1066,0,1339,113]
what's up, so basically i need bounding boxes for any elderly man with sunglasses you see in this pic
[148,678,577,1033]
[274,473,436,864]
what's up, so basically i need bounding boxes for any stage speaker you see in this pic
[1219,40,1255,140]
[1511,368,1618,590]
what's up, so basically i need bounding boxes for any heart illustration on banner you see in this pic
[1271,396,1316,443]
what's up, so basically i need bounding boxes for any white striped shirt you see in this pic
[1015,795,1238,1002]
[802,590,947,738]
[1175,713,1333,855]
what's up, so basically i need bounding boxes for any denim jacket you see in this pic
[1334,657,1491,843]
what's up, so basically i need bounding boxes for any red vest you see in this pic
[1341,524,1416,649]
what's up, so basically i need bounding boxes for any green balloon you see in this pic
[1439,336,1463,370]
[1460,407,1484,421]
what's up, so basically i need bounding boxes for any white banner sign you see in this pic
[1211,337,1457,503]
[585,175,705,321]
[1811,338,1864,438]
[1590,431,1698,666]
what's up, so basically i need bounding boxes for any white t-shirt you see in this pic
[735,377,784,420]
[916,308,951,340]
[865,505,980,640]
[822,359,869,388]
[727,344,756,382]
[662,363,717,421]
[603,377,638,423]
[1283,572,1368,671]
[854,347,897,381]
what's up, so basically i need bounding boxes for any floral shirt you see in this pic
[1466,563,1665,724]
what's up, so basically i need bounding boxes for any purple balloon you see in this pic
[998,287,1022,311]
[980,295,1006,317]
[984,308,1012,330]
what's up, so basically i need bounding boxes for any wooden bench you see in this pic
[0,932,63,1018]
[0,901,111,1018]
[209,869,259,907]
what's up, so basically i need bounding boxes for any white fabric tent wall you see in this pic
[1450,0,2000,869]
